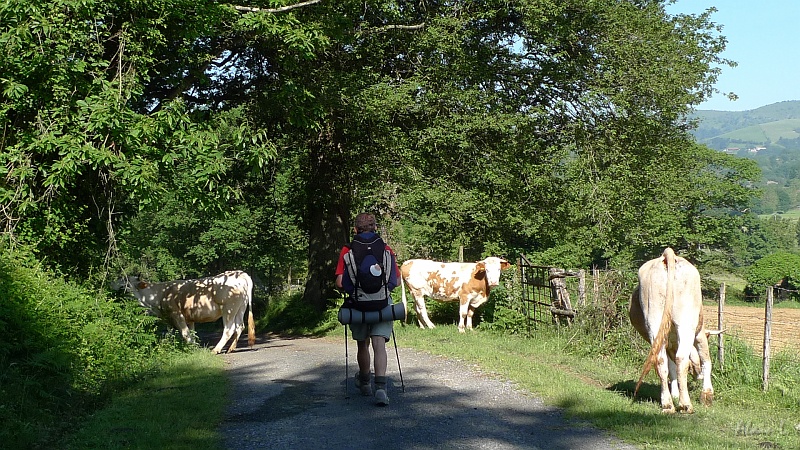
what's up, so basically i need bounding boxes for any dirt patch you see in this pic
[703,304,800,355]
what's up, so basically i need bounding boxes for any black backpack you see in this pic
[343,234,393,312]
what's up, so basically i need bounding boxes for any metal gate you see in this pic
[518,254,580,331]
[518,254,554,330]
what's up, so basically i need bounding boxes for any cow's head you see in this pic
[475,257,510,287]
[110,276,155,311]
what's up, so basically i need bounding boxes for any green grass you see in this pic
[65,293,799,450]
[706,273,748,294]
[718,118,800,143]
[391,324,800,450]
[758,210,800,220]
[65,350,226,450]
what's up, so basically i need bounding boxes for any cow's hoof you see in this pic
[677,404,695,414]
[660,404,676,414]
[700,390,713,406]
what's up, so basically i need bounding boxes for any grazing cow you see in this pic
[629,248,713,414]
[116,270,255,354]
[400,257,510,332]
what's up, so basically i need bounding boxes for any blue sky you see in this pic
[667,1,800,111]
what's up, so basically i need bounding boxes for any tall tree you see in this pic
[2,0,759,313]
[0,0,311,277]
[244,0,756,308]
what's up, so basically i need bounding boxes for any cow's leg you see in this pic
[673,337,695,414]
[171,313,195,344]
[225,306,248,354]
[655,347,675,414]
[413,295,436,329]
[667,357,679,400]
[689,345,702,378]
[212,309,238,354]
[456,301,469,332]
[465,307,476,331]
[212,324,235,354]
[695,330,714,406]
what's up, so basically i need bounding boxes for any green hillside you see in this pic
[717,119,800,143]
[688,101,800,215]
[691,101,800,150]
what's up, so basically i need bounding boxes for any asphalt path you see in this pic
[217,333,638,450]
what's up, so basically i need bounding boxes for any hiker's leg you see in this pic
[370,321,393,377]
[370,322,393,406]
[349,323,370,375]
[357,338,371,375]
[371,335,387,377]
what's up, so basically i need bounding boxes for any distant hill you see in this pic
[689,101,800,215]
[690,101,800,151]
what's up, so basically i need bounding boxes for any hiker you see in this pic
[335,213,401,406]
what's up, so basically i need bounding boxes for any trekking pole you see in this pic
[344,325,350,399]
[391,328,405,392]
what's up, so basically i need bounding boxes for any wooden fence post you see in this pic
[762,286,773,392]
[578,269,586,307]
[718,283,725,371]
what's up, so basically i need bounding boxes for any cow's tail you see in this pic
[247,276,256,348]
[634,247,677,399]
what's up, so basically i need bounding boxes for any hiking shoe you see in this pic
[375,389,389,406]
[355,374,372,396]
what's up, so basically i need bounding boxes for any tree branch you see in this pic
[372,23,425,33]
[233,0,323,14]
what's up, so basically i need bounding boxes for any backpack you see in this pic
[343,234,393,312]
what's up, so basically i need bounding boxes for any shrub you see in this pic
[745,251,800,301]
[481,265,529,333]
[0,244,176,448]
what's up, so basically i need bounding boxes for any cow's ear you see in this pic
[474,262,486,279]
[501,261,511,269]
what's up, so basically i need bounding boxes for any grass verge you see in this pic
[391,323,800,450]
[65,350,226,450]
[65,291,799,450]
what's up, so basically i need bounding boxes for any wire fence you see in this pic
[519,261,800,390]
[703,284,800,390]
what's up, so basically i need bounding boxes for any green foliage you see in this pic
[745,251,800,300]
[258,289,339,336]
[1,0,763,306]
[480,265,529,334]
[0,0,278,277]
[0,244,178,448]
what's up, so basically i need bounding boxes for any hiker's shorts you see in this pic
[350,320,393,341]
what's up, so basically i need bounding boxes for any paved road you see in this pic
[218,334,638,450]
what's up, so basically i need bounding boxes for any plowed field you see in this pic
[702,304,800,354]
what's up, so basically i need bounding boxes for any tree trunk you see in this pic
[301,129,353,313]
[303,202,350,313]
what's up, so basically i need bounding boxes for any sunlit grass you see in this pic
[67,291,799,450]
[391,324,800,450]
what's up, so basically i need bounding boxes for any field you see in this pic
[717,118,800,143]
[703,304,800,354]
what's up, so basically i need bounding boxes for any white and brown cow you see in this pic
[116,270,255,354]
[630,248,713,414]
[400,257,510,332]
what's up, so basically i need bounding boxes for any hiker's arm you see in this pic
[388,252,401,290]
